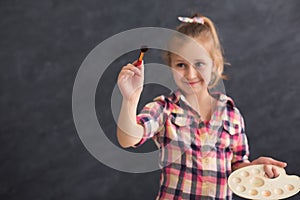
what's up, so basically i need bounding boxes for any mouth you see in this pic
[186,80,202,86]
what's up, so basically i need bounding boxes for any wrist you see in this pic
[122,97,140,107]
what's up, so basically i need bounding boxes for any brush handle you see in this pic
[135,60,143,67]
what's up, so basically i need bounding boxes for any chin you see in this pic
[180,86,205,96]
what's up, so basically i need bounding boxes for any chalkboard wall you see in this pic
[1,0,299,199]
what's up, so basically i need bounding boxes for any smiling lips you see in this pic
[186,80,202,86]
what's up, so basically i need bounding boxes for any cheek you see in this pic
[205,70,212,82]
[171,69,184,81]
[202,66,213,81]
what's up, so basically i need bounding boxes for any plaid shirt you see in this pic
[135,91,250,200]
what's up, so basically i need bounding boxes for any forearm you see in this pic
[232,161,251,171]
[117,99,144,148]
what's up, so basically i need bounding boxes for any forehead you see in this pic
[170,39,212,63]
[169,36,211,61]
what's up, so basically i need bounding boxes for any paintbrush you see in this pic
[135,46,148,67]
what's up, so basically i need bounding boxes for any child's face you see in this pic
[170,40,213,96]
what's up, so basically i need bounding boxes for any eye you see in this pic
[175,63,186,68]
[194,62,204,69]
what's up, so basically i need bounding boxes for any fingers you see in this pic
[263,165,281,178]
[252,157,287,178]
[264,157,287,168]
[270,159,287,168]
[124,63,142,76]
[272,166,280,177]
[118,63,143,80]
[254,157,287,168]
[264,165,274,178]
[133,59,143,67]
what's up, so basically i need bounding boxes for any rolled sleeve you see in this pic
[133,100,165,147]
[231,116,250,168]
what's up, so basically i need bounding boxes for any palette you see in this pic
[228,164,299,199]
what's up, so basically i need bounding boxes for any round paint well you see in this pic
[262,190,272,197]
[249,189,258,196]
[236,185,246,193]
[284,184,294,191]
[249,177,265,187]
[240,171,250,177]
[274,188,284,195]
[251,168,260,175]
[232,177,242,183]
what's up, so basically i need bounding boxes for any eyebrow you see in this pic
[173,59,186,62]
[173,58,206,63]
[194,59,206,63]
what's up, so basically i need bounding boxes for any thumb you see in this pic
[133,60,144,71]
[270,158,287,168]
[134,60,144,67]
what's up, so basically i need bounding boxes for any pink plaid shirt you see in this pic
[135,91,250,200]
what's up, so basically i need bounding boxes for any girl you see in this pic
[117,13,287,200]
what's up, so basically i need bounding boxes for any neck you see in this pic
[184,89,214,121]
[184,88,211,105]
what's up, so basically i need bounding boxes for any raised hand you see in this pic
[117,61,144,102]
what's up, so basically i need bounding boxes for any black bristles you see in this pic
[140,46,148,52]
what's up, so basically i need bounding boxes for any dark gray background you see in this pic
[1,0,300,199]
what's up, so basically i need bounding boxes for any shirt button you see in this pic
[203,158,210,164]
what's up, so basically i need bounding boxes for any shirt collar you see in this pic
[167,89,235,108]
[166,90,237,122]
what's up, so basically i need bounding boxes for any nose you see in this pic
[185,65,199,80]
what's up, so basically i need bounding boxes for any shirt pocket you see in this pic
[222,106,242,136]
[223,120,241,136]
[166,113,196,147]
[171,114,193,126]
[158,114,196,167]
[217,120,241,150]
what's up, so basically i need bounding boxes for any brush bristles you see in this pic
[140,46,148,53]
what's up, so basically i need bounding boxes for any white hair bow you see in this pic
[177,16,204,24]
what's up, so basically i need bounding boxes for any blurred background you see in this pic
[1,0,300,199]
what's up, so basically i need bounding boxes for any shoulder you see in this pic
[153,92,178,103]
[139,93,176,113]
[149,91,181,108]
[218,93,241,114]
[219,94,245,134]
[139,92,182,115]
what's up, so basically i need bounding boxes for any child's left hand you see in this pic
[251,156,287,178]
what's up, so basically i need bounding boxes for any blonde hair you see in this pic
[165,13,228,87]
